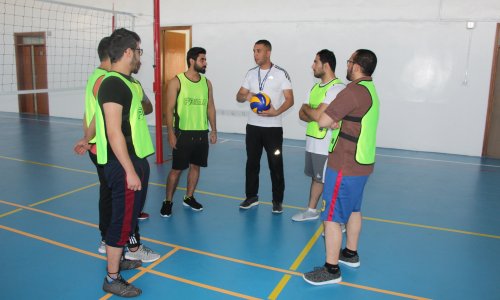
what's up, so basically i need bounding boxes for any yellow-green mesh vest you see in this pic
[95,72,154,164]
[306,78,343,140]
[329,80,379,165]
[175,73,209,131]
[84,68,107,143]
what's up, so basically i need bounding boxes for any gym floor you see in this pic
[1,111,499,299]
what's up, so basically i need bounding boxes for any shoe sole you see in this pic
[160,213,171,218]
[124,253,161,263]
[339,260,360,268]
[272,210,283,214]
[239,202,259,209]
[292,215,319,222]
[98,247,106,254]
[183,202,203,211]
[137,217,148,220]
[302,274,342,285]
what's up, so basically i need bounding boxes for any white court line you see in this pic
[220,138,500,168]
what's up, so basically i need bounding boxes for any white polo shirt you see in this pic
[304,83,345,155]
[242,64,292,127]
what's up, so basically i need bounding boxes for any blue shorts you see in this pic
[320,168,369,224]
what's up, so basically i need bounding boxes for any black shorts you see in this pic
[172,130,209,170]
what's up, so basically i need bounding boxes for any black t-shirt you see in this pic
[98,72,137,160]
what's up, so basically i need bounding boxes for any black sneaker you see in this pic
[183,195,203,211]
[103,275,142,297]
[303,266,342,285]
[272,201,283,214]
[339,249,360,267]
[239,197,259,209]
[160,201,173,217]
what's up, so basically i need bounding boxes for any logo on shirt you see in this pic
[184,97,208,106]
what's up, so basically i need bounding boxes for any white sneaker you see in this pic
[125,244,160,263]
[292,209,320,222]
[98,240,106,254]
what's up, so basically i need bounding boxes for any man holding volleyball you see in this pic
[236,39,294,213]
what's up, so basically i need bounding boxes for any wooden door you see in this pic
[15,33,49,115]
[485,44,500,158]
[161,29,189,125]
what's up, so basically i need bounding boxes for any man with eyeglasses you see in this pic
[94,28,158,297]
[303,49,380,286]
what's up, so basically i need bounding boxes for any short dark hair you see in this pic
[97,36,110,62]
[108,28,141,63]
[316,49,336,72]
[255,39,272,51]
[186,47,206,67]
[353,49,377,76]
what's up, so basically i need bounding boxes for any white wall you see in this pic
[2,0,500,156]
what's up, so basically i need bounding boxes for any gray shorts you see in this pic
[304,152,328,183]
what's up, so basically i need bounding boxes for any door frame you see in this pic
[159,26,192,125]
[482,23,500,156]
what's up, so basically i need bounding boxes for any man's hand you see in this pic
[126,171,141,191]
[210,131,217,144]
[168,131,177,149]
[73,138,91,155]
[259,105,278,117]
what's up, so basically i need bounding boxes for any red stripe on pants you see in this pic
[327,170,343,222]
[119,179,135,245]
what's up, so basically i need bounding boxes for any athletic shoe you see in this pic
[119,258,142,270]
[272,201,283,214]
[292,209,319,221]
[138,212,149,220]
[303,266,342,285]
[183,195,203,211]
[239,197,259,209]
[339,249,360,268]
[103,275,141,297]
[160,201,173,217]
[125,244,160,263]
[98,240,106,254]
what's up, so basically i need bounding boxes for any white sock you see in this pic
[307,208,316,213]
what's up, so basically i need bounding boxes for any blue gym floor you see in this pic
[0,111,499,299]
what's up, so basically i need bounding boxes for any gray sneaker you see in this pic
[303,266,342,285]
[125,244,160,263]
[102,275,141,297]
[292,209,319,221]
[120,258,142,270]
[339,249,360,267]
[98,240,106,254]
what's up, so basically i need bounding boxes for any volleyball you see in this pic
[250,92,271,113]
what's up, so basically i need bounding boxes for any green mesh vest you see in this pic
[95,72,154,164]
[306,78,343,140]
[175,73,209,131]
[84,68,107,144]
[329,80,379,165]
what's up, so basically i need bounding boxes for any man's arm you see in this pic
[141,88,153,115]
[207,79,217,144]
[260,88,294,117]
[299,104,312,122]
[302,102,329,122]
[236,86,253,103]
[103,102,141,191]
[165,77,180,149]
[318,111,337,129]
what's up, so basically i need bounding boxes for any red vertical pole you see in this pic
[153,0,163,163]
[112,3,115,31]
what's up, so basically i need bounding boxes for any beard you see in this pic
[313,69,324,79]
[131,57,141,74]
[194,64,206,74]
[346,67,353,81]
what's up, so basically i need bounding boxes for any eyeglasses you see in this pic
[347,60,355,65]
[134,48,143,56]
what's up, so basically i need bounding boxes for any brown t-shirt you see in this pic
[324,76,376,176]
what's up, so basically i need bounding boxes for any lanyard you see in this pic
[258,64,273,92]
